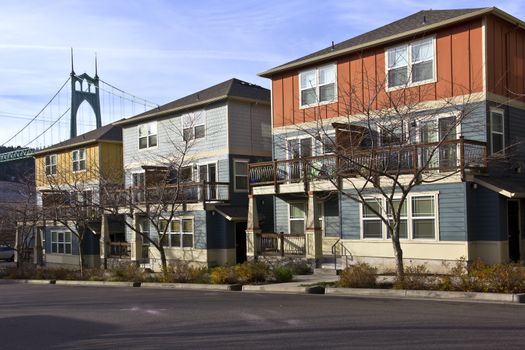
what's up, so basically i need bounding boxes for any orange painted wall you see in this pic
[271,19,484,127]
[486,15,525,101]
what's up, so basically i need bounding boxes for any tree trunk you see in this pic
[78,238,85,279]
[158,245,168,275]
[390,226,404,284]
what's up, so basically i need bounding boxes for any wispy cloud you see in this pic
[1,0,524,145]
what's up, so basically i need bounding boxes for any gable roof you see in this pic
[115,78,270,126]
[259,7,521,77]
[34,123,122,156]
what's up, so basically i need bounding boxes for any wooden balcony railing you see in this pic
[249,138,487,187]
[256,232,306,256]
[108,242,130,258]
[101,181,230,207]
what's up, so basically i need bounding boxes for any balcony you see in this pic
[256,232,306,256]
[101,181,230,207]
[249,138,487,189]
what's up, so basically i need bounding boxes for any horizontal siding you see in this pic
[467,185,506,241]
[228,100,272,155]
[122,102,229,171]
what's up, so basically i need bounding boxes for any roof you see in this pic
[34,123,122,155]
[473,176,525,198]
[115,78,270,126]
[259,7,517,77]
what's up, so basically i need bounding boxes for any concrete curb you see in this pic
[242,284,325,294]
[325,287,525,303]
[141,282,242,291]
[0,279,56,285]
[54,280,141,287]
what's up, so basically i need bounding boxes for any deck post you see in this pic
[33,227,43,266]
[305,191,322,262]
[130,213,143,263]
[246,194,261,259]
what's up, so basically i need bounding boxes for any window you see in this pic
[138,121,158,149]
[289,202,306,234]
[234,160,249,192]
[72,149,86,172]
[490,109,504,154]
[387,37,435,89]
[132,172,145,202]
[50,231,72,254]
[387,199,408,239]
[412,196,436,239]
[45,154,57,176]
[300,64,336,107]
[182,111,205,141]
[160,218,194,248]
[360,194,437,240]
[362,199,383,239]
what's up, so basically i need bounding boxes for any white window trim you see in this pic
[181,110,206,141]
[50,230,73,255]
[160,217,195,249]
[45,154,57,176]
[316,131,336,156]
[233,159,249,193]
[197,161,218,182]
[288,201,306,234]
[489,107,505,155]
[131,170,145,187]
[137,121,158,151]
[71,148,86,173]
[385,36,437,92]
[286,135,314,160]
[299,63,338,109]
[359,192,440,241]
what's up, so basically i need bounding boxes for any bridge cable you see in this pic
[23,108,71,148]
[1,77,71,147]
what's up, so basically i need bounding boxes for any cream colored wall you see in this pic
[468,241,509,264]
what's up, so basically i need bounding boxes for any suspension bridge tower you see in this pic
[69,51,102,138]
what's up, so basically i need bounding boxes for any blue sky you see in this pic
[0,0,524,146]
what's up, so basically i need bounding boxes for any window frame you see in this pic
[299,63,338,108]
[489,107,505,155]
[182,110,206,141]
[160,217,194,249]
[45,154,57,176]
[288,201,306,234]
[71,148,86,173]
[233,159,249,193]
[385,36,437,91]
[50,230,72,255]
[138,121,158,150]
[359,192,439,241]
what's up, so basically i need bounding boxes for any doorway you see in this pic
[508,200,521,262]
[235,222,247,264]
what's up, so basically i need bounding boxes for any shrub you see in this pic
[209,266,238,284]
[111,263,145,283]
[283,261,312,275]
[338,263,377,288]
[161,262,208,283]
[395,264,435,290]
[235,261,269,284]
[272,266,294,283]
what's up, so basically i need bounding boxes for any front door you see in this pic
[235,222,247,264]
[508,200,521,262]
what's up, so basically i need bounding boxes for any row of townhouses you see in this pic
[20,7,525,272]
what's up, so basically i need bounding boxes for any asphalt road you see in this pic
[0,283,524,350]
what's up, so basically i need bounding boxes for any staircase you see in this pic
[314,239,353,275]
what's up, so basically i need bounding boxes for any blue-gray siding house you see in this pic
[114,79,272,270]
